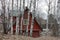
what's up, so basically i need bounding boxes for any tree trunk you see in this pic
[30,0,36,36]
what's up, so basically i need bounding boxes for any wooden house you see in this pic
[12,7,42,37]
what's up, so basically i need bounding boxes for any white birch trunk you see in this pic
[26,0,32,36]
[30,0,36,36]
[56,0,59,35]
[19,0,21,34]
[20,17,23,34]
[46,0,50,30]
[26,0,29,36]
[30,17,34,36]
[16,17,19,34]
[10,17,13,34]
[11,0,14,34]
[1,0,6,33]
[46,0,51,35]
[16,0,19,35]
[8,0,10,32]
[20,0,25,34]
[56,0,58,22]
[7,0,10,33]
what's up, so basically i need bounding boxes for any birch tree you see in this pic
[45,0,53,35]
[20,0,25,35]
[16,0,19,34]
[10,0,14,34]
[7,0,11,32]
[52,0,59,36]
[45,0,59,36]
[30,0,36,36]
[57,0,60,36]
[19,0,22,34]
[1,0,7,34]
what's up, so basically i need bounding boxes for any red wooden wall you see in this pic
[12,8,42,37]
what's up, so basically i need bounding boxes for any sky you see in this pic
[36,0,48,19]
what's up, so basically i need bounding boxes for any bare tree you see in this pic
[25,0,32,36]
[20,0,25,34]
[45,0,59,36]
[19,0,22,34]
[30,0,36,36]
[1,0,8,34]
[10,0,14,34]
[52,0,59,36]
[7,0,11,32]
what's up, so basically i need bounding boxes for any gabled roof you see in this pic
[29,13,42,30]
[34,17,42,31]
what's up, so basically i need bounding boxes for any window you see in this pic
[23,19,28,25]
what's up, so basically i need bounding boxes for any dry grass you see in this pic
[0,34,60,40]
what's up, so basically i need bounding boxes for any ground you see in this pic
[0,26,60,40]
[0,33,60,40]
